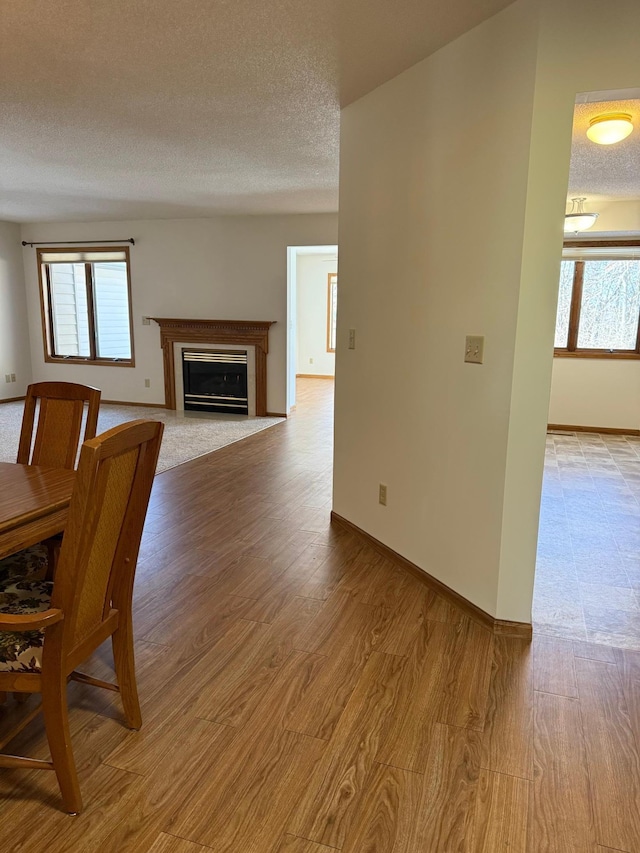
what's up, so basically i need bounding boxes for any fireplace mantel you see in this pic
[151,318,276,416]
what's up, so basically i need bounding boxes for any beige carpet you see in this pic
[0,401,284,473]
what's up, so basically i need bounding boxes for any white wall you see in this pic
[20,215,338,414]
[593,200,640,234]
[498,0,640,620]
[550,360,640,429]
[548,200,640,430]
[0,221,32,399]
[296,253,337,376]
[333,0,539,620]
[334,0,640,624]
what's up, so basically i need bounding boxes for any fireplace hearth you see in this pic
[182,349,249,414]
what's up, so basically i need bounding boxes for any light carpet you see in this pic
[0,401,284,473]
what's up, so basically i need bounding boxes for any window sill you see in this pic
[553,350,640,360]
[44,356,135,368]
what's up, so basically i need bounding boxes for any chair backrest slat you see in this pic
[18,382,101,470]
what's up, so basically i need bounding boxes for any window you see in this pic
[327,272,337,352]
[554,242,640,358]
[38,246,134,365]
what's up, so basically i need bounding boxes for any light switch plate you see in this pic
[465,335,484,364]
[142,316,151,326]
[348,329,356,350]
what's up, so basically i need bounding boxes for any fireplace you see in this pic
[151,318,276,416]
[182,349,248,414]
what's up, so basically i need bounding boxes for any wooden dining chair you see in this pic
[18,381,101,470]
[0,382,102,585]
[0,419,163,814]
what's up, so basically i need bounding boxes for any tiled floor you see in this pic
[534,430,640,648]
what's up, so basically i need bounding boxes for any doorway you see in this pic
[533,89,640,648]
[286,245,338,414]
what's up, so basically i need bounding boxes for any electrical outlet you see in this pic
[10,374,15,382]
[379,483,387,506]
[4,374,10,383]
[348,329,356,350]
[309,357,314,364]
[142,316,151,326]
[144,378,151,388]
[464,335,484,364]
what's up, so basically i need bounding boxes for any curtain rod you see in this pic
[21,238,135,247]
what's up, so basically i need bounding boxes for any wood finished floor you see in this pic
[1,379,640,851]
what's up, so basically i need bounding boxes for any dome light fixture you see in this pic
[586,113,634,145]
[564,197,599,234]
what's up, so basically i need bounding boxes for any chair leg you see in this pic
[41,676,83,814]
[112,611,142,730]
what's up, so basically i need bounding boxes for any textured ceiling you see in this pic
[0,0,514,222]
[568,97,640,202]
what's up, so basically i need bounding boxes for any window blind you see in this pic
[39,250,128,263]
[563,244,640,261]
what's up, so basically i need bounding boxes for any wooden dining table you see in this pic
[0,462,75,560]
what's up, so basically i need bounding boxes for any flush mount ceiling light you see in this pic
[586,113,634,145]
[564,197,599,233]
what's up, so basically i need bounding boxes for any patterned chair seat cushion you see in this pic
[0,545,49,585]
[0,577,53,673]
